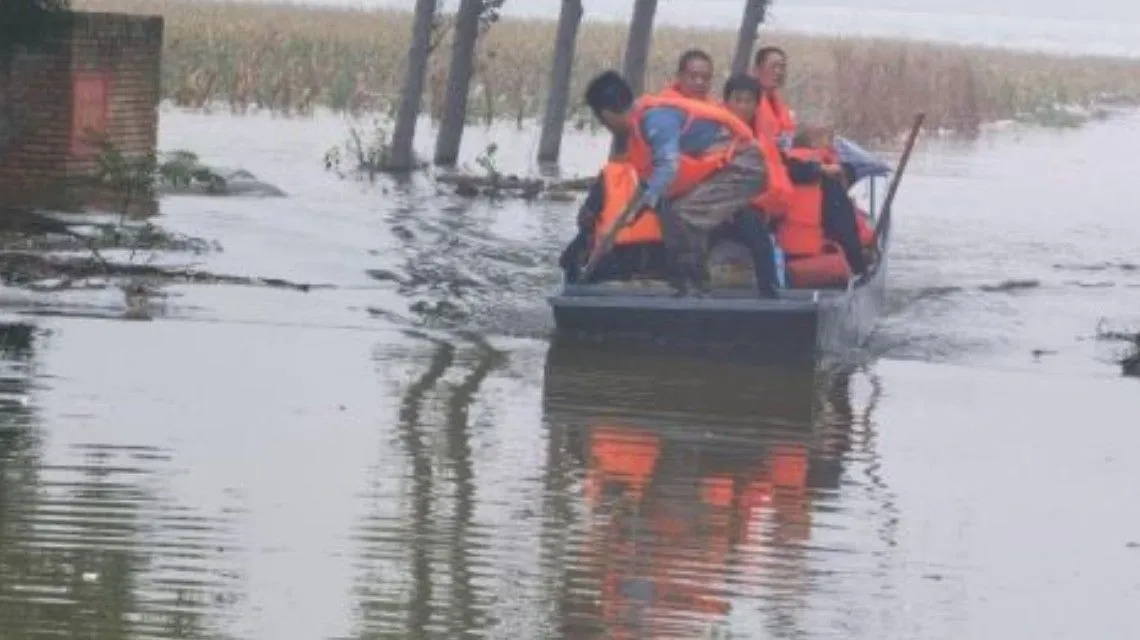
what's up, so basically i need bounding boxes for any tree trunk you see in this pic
[731,0,769,75]
[433,0,483,167]
[621,0,658,96]
[536,0,583,166]
[389,0,438,172]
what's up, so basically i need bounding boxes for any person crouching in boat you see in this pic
[660,48,715,102]
[781,124,868,276]
[582,70,770,296]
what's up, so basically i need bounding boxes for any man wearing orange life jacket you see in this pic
[752,46,797,146]
[584,70,774,296]
[749,46,869,275]
[659,48,715,102]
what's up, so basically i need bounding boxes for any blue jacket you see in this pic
[623,106,735,207]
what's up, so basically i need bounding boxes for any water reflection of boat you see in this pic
[540,345,869,639]
[548,138,899,368]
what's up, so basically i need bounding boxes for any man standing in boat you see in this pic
[752,46,797,145]
[660,49,715,102]
[751,47,869,276]
[583,70,777,297]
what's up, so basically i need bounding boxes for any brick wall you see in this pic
[0,11,163,213]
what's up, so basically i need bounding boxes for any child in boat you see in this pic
[723,74,763,125]
[784,123,867,275]
[702,74,785,297]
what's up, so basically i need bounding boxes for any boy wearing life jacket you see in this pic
[584,70,770,296]
[711,73,790,297]
[660,49,715,102]
[723,74,793,218]
[782,125,868,275]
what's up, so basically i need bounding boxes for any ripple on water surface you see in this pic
[1,106,1138,639]
[0,325,244,638]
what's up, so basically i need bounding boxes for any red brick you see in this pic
[0,11,163,213]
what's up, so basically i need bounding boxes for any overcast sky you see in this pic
[279,0,1140,57]
[322,0,1140,25]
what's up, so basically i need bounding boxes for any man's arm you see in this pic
[637,107,686,208]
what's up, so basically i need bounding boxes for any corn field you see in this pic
[77,0,1140,140]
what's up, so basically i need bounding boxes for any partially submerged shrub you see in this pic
[323,118,424,177]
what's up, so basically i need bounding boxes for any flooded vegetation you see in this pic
[0,101,1135,636]
[74,0,1140,141]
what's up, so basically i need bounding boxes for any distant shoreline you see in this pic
[179,0,1140,59]
[74,0,1140,140]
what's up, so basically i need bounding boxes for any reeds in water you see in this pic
[76,0,1140,141]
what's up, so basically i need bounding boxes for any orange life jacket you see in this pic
[591,160,663,248]
[750,131,792,219]
[626,94,756,199]
[753,89,797,142]
[659,82,712,102]
[777,147,826,257]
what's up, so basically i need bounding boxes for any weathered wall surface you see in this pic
[0,11,163,212]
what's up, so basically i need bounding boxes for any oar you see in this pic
[873,113,925,248]
[578,193,647,283]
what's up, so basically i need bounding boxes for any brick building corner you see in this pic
[0,11,163,214]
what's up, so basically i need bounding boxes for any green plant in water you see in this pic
[474,142,500,180]
[88,132,159,218]
[323,118,402,178]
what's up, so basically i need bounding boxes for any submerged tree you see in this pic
[732,0,772,75]
[389,0,439,172]
[621,0,658,95]
[536,0,584,165]
[433,0,506,167]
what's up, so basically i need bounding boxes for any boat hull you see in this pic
[549,253,889,368]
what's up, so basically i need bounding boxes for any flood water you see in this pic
[0,106,1138,639]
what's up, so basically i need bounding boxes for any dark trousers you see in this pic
[820,178,867,275]
[713,210,779,296]
[653,199,709,288]
[706,209,779,296]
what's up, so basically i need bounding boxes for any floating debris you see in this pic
[0,252,328,293]
[978,279,1040,293]
[1094,319,1140,378]
[1123,340,1140,378]
[434,172,593,201]
[158,150,286,197]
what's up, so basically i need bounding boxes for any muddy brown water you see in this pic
[0,106,1137,639]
